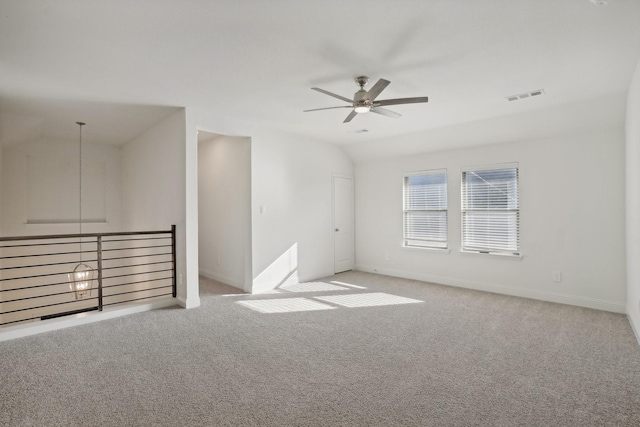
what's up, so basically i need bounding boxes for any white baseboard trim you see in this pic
[626,305,640,346]
[355,264,626,314]
[176,295,201,309]
[0,298,178,343]
[199,268,244,290]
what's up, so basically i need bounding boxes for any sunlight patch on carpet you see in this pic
[236,298,336,313]
[314,292,422,308]
[279,282,349,293]
[330,280,368,289]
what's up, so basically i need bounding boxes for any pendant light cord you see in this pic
[77,122,85,263]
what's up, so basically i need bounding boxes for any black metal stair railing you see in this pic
[0,225,176,328]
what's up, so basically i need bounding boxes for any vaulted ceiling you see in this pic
[1,0,639,160]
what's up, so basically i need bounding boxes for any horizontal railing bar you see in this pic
[101,260,173,271]
[0,258,98,272]
[0,278,76,292]
[1,269,170,290]
[41,307,99,320]
[2,288,81,304]
[101,231,171,238]
[102,236,171,244]
[0,249,97,261]
[2,318,31,327]
[1,297,98,315]
[102,276,173,289]
[0,229,172,243]
[101,244,172,253]
[0,236,170,250]
[0,240,95,249]
[0,266,99,283]
[1,317,43,327]
[1,262,169,281]
[102,268,173,281]
[0,306,98,326]
[102,252,172,262]
[104,285,172,298]
[102,293,173,307]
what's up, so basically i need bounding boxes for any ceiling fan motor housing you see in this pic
[354,86,372,112]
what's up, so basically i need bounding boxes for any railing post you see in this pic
[97,236,103,311]
[171,224,177,298]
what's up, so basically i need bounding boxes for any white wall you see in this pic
[626,58,640,339]
[0,145,3,236]
[251,131,353,292]
[1,138,122,236]
[198,133,251,291]
[121,109,197,308]
[356,128,626,312]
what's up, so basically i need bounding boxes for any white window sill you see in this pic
[403,245,450,254]
[460,250,523,260]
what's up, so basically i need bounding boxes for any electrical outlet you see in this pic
[217,257,221,266]
[385,252,390,261]
[552,271,562,282]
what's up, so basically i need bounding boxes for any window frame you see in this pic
[460,163,520,256]
[402,169,448,250]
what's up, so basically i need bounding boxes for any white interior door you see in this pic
[333,175,354,273]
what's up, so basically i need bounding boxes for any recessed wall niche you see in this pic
[26,155,106,224]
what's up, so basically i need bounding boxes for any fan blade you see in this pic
[343,110,358,123]
[371,107,401,119]
[304,106,353,112]
[375,97,429,106]
[366,78,390,101]
[311,87,353,104]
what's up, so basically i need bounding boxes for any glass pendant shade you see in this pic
[68,263,95,300]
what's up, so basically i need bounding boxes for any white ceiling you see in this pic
[1,0,639,159]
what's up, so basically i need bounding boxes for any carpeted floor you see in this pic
[1,271,639,426]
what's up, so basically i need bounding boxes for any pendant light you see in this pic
[67,121,95,300]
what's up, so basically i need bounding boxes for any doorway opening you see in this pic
[197,130,252,295]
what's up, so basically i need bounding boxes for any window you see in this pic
[403,170,448,249]
[461,164,519,255]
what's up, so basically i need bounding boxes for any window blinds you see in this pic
[403,171,447,249]
[461,165,519,254]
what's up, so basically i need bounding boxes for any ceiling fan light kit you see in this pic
[304,76,428,123]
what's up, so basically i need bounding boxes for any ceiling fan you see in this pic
[304,76,428,123]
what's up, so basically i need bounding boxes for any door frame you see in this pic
[332,173,355,273]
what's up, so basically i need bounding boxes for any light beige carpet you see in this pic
[1,271,639,426]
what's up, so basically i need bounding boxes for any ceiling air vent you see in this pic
[506,89,545,102]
